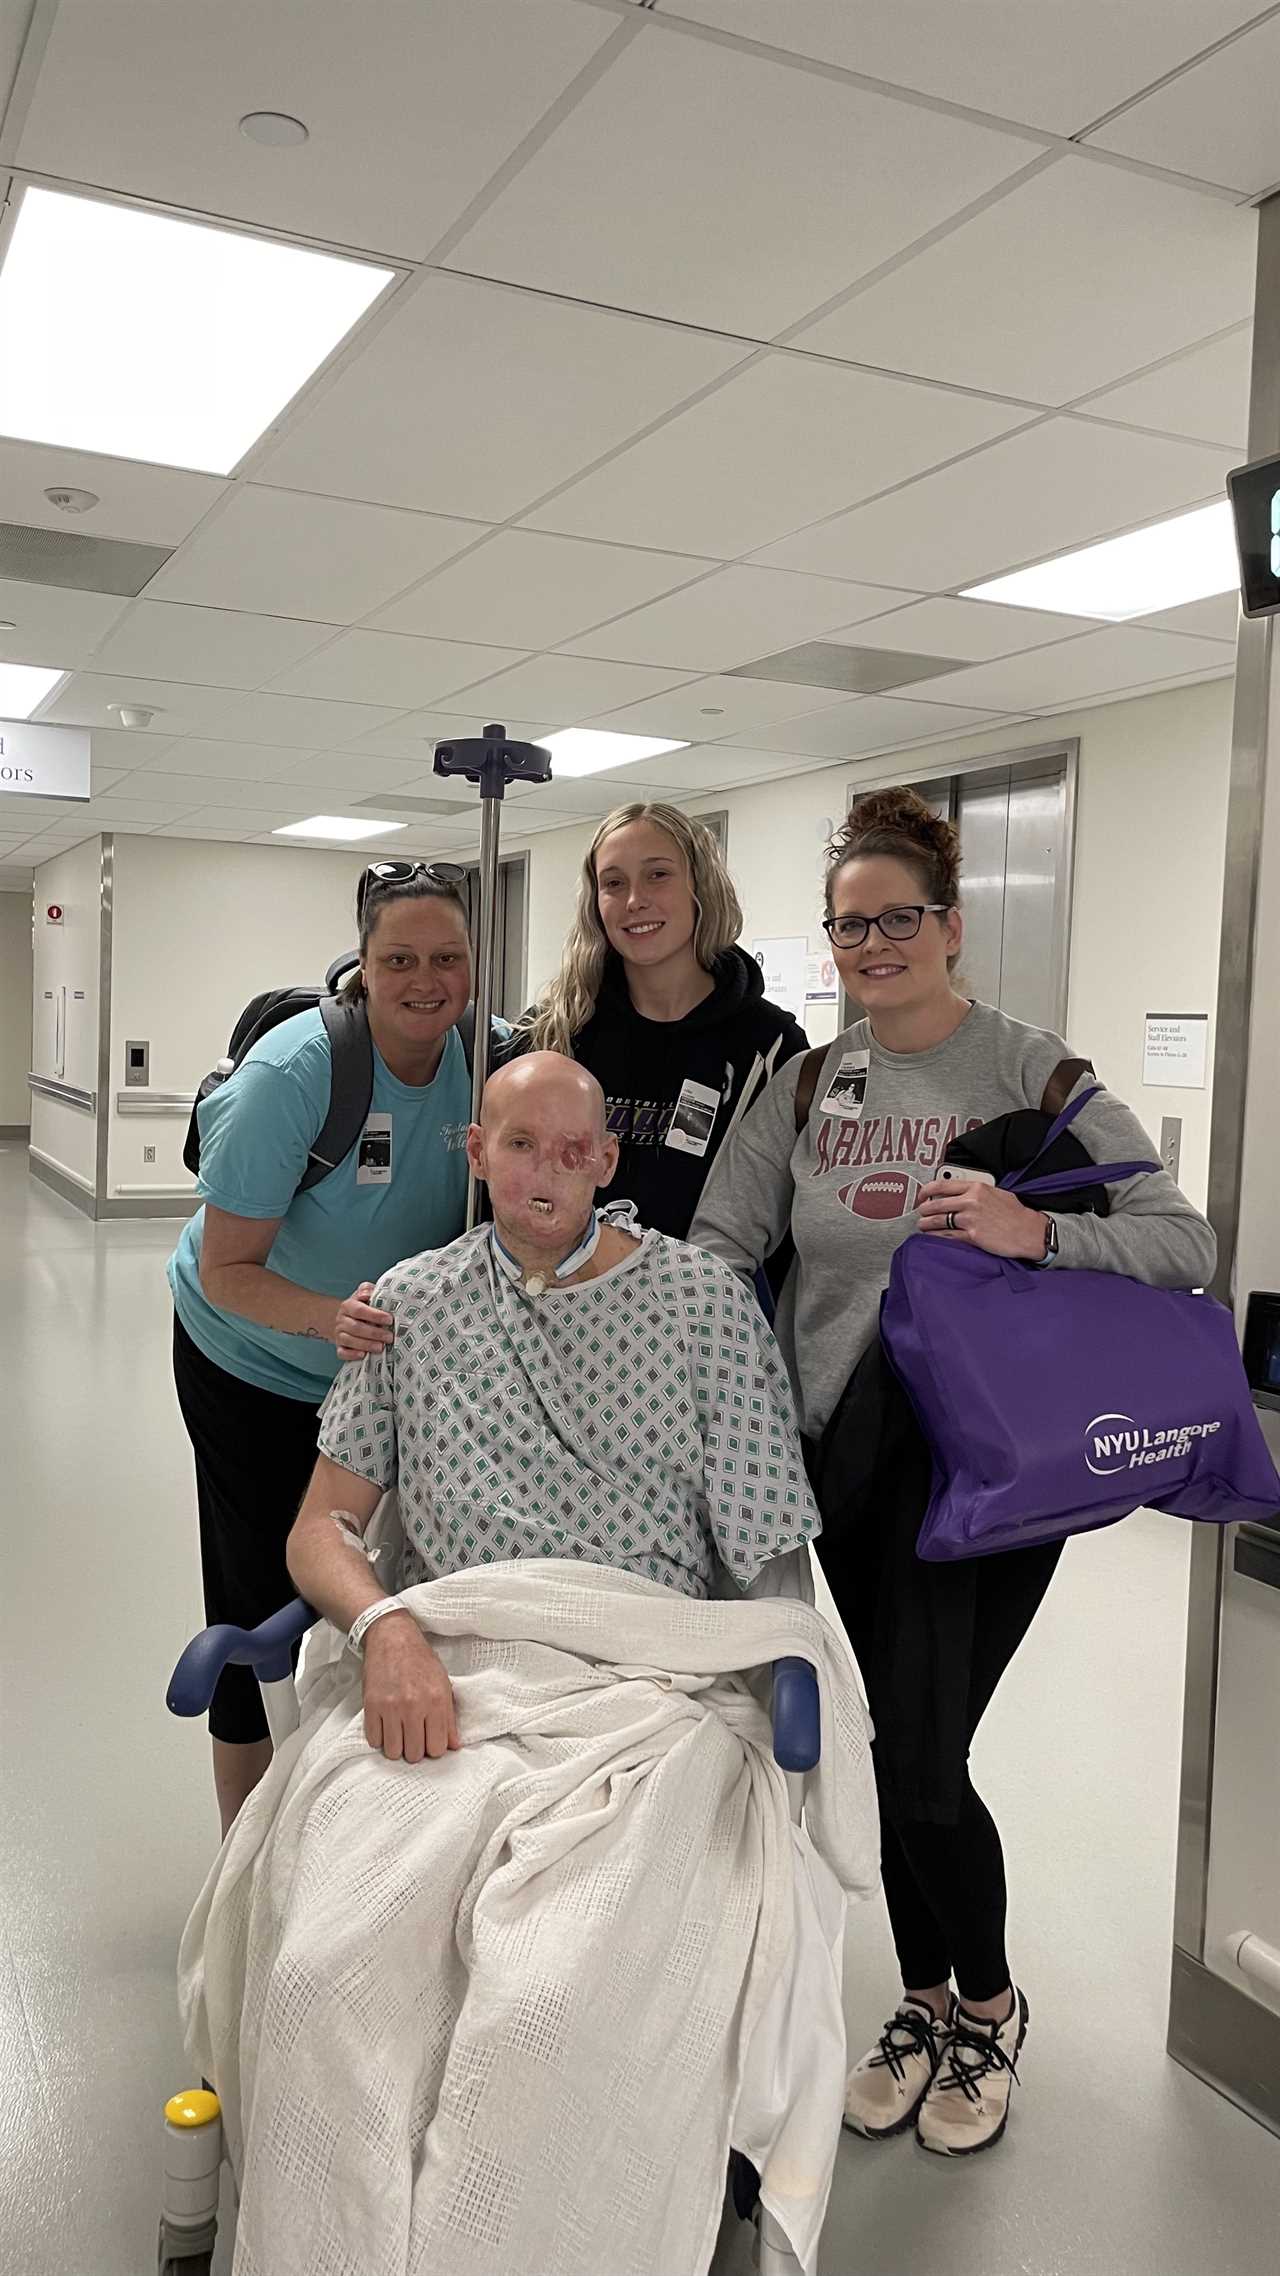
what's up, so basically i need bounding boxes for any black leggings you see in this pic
[873,1541,1061,2004]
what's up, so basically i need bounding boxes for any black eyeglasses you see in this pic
[356,859,467,923]
[822,903,948,949]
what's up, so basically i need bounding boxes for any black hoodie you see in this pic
[565,947,808,1236]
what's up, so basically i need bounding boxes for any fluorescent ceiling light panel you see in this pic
[0,187,393,475]
[964,502,1238,622]
[539,728,689,779]
[0,662,68,718]
[273,815,407,842]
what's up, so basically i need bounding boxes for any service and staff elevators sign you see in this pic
[0,719,91,801]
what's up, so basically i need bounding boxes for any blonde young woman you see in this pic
[515,803,806,1237]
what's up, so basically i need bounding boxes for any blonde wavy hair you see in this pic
[523,803,744,1056]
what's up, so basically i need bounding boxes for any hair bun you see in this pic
[826,783,962,907]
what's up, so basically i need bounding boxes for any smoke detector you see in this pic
[109,702,159,730]
[44,486,100,515]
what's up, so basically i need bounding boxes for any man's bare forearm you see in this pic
[201,1260,341,1343]
[286,1459,408,1636]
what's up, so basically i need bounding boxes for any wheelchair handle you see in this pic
[167,1600,823,1772]
[166,1597,320,1716]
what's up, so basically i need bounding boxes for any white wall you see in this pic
[29,836,103,1193]
[0,890,33,1129]
[512,675,1234,1208]
[106,834,369,1201]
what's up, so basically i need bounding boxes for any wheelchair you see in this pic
[160,1536,827,2276]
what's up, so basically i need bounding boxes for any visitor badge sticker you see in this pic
[818,1048,870,1119]
[664,1076,721,1155]
[356,1112,393,1184]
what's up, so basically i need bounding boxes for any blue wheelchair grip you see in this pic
[168,1600,822,1774]
[166,1597,320,1716]
[770,1654,821,1773]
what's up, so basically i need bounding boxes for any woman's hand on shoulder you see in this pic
[915,1178,1048,1262]
[335,1281,395,1362]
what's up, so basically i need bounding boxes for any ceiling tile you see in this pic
[527,353,1029,559]
[89,767,127,794]
[796,157,1255,406]
[129,737,319,780]
[41,672,232,735]
[268,630,528,708]
[338,710,554,764]
[588,673,850,742]
[902,625,1234,712]
[735,694,1004,760]
[194,689,407,750]
[568,743,816,795]
[444,654,697,726]
[446,30,1029,336]
[1087,15,1280,194]
[563,565,912,672]
[15,0,617,259]
[87,601,336,688]
[78,725,177,770]
[1082,327,1251,449]
[103,770,302,812]
[666,0,1261,138]
[273,751,460,795]
[82,794,194,824]
[157,808,301,836]
[148,488,483,624]
[753,419,1237,590]
[370,531,711,648]
[1139,592,1240,641]
[841,595,1101,661]
[0,438,225,546]
[0,581,129,668]
[257,270,750,523]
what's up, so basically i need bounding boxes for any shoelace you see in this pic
[933,2011,1022,2106]
[867,2005,942,2086]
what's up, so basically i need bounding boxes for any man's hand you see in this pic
[335,1281,395,1362]
[361,1612,459,1763]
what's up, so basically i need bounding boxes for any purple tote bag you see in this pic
[880,1090,1280,1561]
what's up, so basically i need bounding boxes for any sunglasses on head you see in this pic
[356,859,467,924]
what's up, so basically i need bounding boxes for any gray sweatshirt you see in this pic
[689,1001,1217,1440]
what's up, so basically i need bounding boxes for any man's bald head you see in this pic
[480,1051,607,1139]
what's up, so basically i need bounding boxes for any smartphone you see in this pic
[935,1164,996,1188]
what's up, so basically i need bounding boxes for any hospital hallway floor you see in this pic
[2,1145,1278,2276]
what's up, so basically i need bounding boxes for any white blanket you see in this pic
[179,1561,878,2276]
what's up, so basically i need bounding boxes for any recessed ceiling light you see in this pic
[539,728,689,779]
[0,186,393,476]
[239,111,310,147]
[964,501,1238,622]
[0,662,68,718]
[272,815,407,842]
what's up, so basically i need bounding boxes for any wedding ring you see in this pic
[946,1210,958,1231]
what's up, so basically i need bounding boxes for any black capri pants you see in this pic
[172,1314,323,1744]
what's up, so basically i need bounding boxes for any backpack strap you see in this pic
[302,993,375,1191]
[1039,1055,1093,1117]
[793,1045,827,1135]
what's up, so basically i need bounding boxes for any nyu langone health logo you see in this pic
[1085,1412,1221,1477]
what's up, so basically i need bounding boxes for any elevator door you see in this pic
[913,754,1074,1034]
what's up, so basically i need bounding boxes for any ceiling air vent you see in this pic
[729,641,971,696]
[355,793,474,818]
[0,520,173,597]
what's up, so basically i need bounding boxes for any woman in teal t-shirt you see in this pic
[169,862,479,1832]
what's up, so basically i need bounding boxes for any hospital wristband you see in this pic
[347,1596,408,1656]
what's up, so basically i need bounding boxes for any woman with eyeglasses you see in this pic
[691,787,1213,2159]
[513,801,807,1240]
[169,859,489,1835]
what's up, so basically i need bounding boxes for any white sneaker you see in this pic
[916,1987,1029,2156]
[843,1997,951,2140]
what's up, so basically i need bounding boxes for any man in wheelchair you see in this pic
[180,1054,877,2276]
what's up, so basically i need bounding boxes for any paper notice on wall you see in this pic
[1143,1013,1208,1089]
[751,935,808,1021]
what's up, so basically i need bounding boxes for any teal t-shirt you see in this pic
[168,1008,475,1402]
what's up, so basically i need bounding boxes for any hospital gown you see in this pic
[318,1223,819,1593]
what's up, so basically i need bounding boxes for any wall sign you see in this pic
[0,719,91,801]
[1143,1012,1208,1090]
[46,903,64,924]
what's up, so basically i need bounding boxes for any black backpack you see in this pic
[183,954,491,1196]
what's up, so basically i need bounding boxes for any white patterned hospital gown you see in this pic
[318,1225,819,1596]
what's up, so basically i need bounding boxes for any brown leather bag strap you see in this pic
[793,1044,828,1134]
[1040,1055,1094,1118]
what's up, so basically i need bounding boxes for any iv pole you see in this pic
[432,723,553,1227]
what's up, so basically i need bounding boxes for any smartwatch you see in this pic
[1037,1214,1060,1267]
